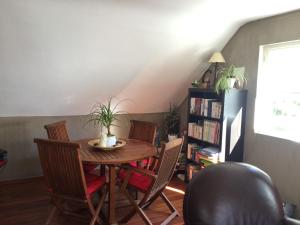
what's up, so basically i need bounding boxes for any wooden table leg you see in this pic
[100,165,106,176]
[108,165,117,225]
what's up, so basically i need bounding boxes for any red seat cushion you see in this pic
[119,169,153,192]
[0,160,7,167]
[47,174,105,197]
[129,159,150,168]
[83,163,97,173]
[85,174,106,196]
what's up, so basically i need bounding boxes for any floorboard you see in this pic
[0,176,185,225]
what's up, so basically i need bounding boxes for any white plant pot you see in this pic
[227,78,236,88]
[99,134,117,147]
[99,133,107,147]
[168,134,178,142]
[106,135,117,147]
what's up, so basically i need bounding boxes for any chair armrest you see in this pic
[285,217,300,225]
[152,155,159,159]
[121,164,157,178]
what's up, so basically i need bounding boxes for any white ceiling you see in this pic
[1,0,300,116]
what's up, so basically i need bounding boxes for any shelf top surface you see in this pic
[189,87,247,94]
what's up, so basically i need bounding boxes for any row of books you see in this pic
[188,122,202,140]
[188,121,220,145]
[202,120,220,144]
[186,144,220,181]
[190,98,222,119]
[187,144,219,164]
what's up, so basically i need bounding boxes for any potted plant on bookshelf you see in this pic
[164,103,180,142]
[88,97,124,147]
[215,64,246,94]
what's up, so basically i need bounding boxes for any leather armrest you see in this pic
[285,217,300,225]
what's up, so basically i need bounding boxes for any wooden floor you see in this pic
[0,176,185,225]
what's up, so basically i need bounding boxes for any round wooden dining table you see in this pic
[76,138,157,225]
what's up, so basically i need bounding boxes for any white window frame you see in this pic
[254,40,300,143]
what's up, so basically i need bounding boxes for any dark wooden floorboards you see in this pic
[0,177,185,225]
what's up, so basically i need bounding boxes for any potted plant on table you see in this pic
[164,104,180,142]
[215,64,247,94]
[88,97,124,147]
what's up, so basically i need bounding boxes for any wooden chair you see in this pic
[128,120,157,168]
[128,120,157,145]
[44,120,70,142]
[44,120,96,173]
[34,138,107,225]
[119,138,183,225]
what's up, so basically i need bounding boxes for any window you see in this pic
[254,40,300,142]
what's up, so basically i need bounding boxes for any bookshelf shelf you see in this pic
[189,114,221,122]
[187,136,220,147]
[185,88,247,182]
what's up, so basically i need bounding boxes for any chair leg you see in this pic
[159,192,179,225]
[87,198,102,225]
[89,187,107,225]
[141,191,162,209]
[160,211,178,225]
[120,189,152,225]
[45,206,57,225]
[119,189,138,223]
[160,192,178,213]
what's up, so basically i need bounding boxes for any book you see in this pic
[200,158,214,167]
[187,143,194,159]
[188,122,203,140]
[211,101,222,119]
[202,120,220,144]
[190,98,196,114]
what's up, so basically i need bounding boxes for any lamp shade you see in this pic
[208,52,226,63]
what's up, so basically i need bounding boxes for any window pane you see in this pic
[254,40,300,142]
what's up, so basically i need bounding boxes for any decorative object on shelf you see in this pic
[191,69,213,89]
[191,79,201,87]
[88,97,125,147]
[208,52,226,86]
[88,139,126,151]
[215,65,246,94]
[201,69,213,88]
[164,103,180,142]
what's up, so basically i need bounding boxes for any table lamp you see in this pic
[208,52,226,85]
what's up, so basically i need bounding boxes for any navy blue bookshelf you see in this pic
[185,88,247,182]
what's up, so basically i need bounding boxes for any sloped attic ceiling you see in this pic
[1,0,300,116]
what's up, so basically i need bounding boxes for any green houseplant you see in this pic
[164,104,180,142]
[215,65,246,94]
[88,97,124,147]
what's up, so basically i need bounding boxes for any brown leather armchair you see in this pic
[183,162,300,225]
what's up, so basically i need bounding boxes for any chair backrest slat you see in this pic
[44,120,70,141]
[128,120,157,145]
[148,138,183,199]
[34,138,87,199]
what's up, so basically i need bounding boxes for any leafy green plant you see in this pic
[215,64,247,94]
[164,103,180,136]
[88,97,125,136]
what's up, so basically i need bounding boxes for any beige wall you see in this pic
[222,10,300,216]
[0,113,164,181]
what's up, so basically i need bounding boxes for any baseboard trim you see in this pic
[0,176,44,186]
